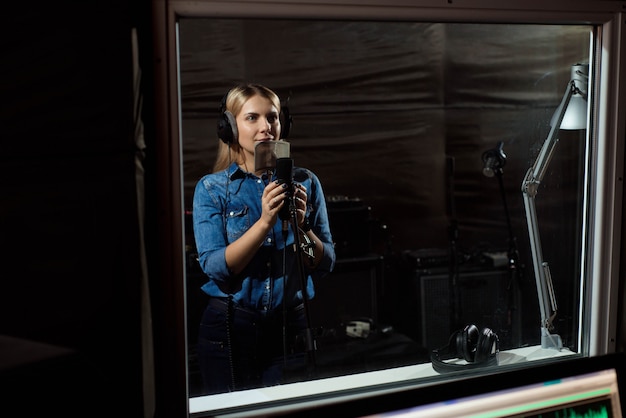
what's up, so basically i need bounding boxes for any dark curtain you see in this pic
[179,19,589,354]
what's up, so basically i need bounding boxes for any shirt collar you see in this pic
[227,161,274,182]
[227,162,246,180]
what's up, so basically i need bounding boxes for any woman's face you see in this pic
[235,95,281,156]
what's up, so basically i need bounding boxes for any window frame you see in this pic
[150,1,626,416]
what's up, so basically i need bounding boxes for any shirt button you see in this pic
[257,179,262,184]
[267,237,273,244]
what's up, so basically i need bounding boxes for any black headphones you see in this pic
[217,92,292,144]
[430,324,499,374]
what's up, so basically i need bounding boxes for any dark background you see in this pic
[0,2,153,417]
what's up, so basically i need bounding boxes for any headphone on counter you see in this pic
[430,324,499,374]
[217,91,292,144]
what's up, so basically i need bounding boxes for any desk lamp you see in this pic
[521,63,589,349]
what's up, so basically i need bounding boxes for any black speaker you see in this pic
[309,255,383,331]
[416,268,515,350]
[326,196,373,258]
[430,324,499,373]
[217,92,292,144]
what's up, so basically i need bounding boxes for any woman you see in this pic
[193,83,336,394]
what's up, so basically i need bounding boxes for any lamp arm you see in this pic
[529,81,576,185]
[521,82,576,349]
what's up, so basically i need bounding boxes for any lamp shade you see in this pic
[550,63,589,130]
[558,94,587,129]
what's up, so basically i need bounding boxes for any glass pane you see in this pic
[179,18,592,404]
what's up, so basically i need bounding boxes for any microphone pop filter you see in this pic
[254,140,291,171]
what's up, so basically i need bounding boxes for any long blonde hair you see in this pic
[213,84,282,173]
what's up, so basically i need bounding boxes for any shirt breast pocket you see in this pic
[226,205,250,241]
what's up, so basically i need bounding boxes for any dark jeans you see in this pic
[197,297,307,395]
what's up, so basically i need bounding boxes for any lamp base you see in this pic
[540,327,563,350]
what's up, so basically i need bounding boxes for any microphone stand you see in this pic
[483,143,522,348]
[281,191,317,379]
[446,156,461,332]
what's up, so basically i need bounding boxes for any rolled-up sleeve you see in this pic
[306,171,336,279]
[192,176,231,284]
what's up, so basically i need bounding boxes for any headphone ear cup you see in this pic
[217,110,238,144]
[457,324,479,363]
[474,327,498,363]
[280,105,292,139]
[454,328,467,361]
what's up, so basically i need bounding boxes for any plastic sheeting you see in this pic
[180,19,588,257]
[179,19,591,352]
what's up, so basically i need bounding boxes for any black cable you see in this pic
[282,226,288,369]
[226,295,236,391]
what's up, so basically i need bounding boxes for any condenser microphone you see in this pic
[275,157,294,232]
[254,140,291,172]
[482,141,506,177]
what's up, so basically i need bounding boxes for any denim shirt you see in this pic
[192,162,335,313]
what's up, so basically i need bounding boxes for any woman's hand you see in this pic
[261,181,308,228]
[261,180,289,226]
[293,183,308,227]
